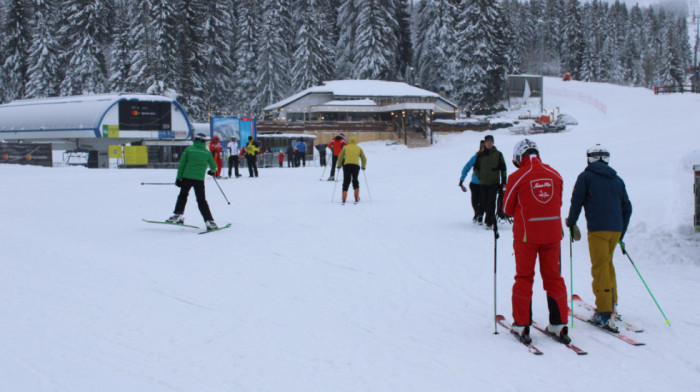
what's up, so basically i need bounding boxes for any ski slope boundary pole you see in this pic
[619,241,671,326]
[211,176,231,205]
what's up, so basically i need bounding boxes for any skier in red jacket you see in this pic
[503,139,570,345]
[209,135,223,178]
[327,134,347,181]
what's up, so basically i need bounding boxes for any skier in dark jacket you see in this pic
[474,134,507,230]
[166,133,219,230]
[566,144,632,333]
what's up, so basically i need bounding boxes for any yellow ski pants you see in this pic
[587,231,621,313]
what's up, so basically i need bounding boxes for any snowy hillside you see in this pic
[1,77,699,391]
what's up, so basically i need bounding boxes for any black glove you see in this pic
[361,167,366,171]
[175,179,182,187]
[208,171,215,177]
[571,225,581,241]
[619,240,627,255]
[459,180,466,192]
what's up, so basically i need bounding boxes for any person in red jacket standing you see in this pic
[327,134,347,181]
[503,139,570,345]
[209,135,223,178]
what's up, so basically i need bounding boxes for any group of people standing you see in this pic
[460,135,632,344]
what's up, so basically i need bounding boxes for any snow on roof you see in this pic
[0,94,178,133]
[264,80,446,111]
[321,99,378,106]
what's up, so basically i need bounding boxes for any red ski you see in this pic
[495,315,543,355]
[572,294,644,333]
[531,321,587,355]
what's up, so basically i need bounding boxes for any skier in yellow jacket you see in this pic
[337,137,367,204]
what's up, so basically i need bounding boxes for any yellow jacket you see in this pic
[245,140,259,156]
[337,137,366,169]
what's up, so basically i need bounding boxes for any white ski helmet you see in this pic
[194,132,209,142]
[586,144,610,164]
[512,138,539,168]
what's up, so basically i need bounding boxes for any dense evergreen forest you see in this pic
[0,0,692,121]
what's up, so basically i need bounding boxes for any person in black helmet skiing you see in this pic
[166,132,219,230]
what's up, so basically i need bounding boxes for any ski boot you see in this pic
[354,188,360,203]
[327,176,335,181]
[546,324,571,344]
[341,191,347,204]
[166,214,184,224]
[592,312,619,333]
[511,324,532,344]
[205,220,218,230]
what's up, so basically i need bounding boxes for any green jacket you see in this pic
[337,137,366,169]
[176,140,218,181]
[474,146,507,185]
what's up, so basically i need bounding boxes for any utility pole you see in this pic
[694,7,699,92]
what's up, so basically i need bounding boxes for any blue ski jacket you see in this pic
[460,154,480,184]
[566,161,632,237]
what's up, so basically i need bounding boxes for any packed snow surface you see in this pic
[1,78,699,391]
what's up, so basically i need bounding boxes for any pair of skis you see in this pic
[142,219,231,234]
[571,295,645,346]
[495,315,586,355]
[497,295,645,355]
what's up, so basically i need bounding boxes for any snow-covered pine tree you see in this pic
[59,0,110,96]
[26,0,61,98]
[176,0,208,120]
[416,0,456,93]
[352,0,398,80]
[123,0,154,92]
[109,0,135,93]
[251,0,291,111]
[543,0,564,72]
[2,0,33,102]
[394,0,413,81]
[201,0,235,115]
[335,0,357,79]
[291,0,334,91]
[233,0,260,113]
[560,0,584,79]
[453,0,508,108]
[147,0,180,96]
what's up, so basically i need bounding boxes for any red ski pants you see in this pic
[512,241,569,326]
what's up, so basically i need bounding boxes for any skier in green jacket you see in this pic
[166,133,219,230]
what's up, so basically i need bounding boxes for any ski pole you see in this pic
[319,163,327,180]
[618,241,671,326]
[569,228,574,328]
[493,218,499,334]
[331,166,340,202]
[211,175,231,205]
[141,182,174,185]
[362,169,372,201]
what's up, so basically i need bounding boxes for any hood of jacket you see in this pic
[586,161,617,178]
[348,137,357,144]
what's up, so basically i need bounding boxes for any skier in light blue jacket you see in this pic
[458,140,485,224]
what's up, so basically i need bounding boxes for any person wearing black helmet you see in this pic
[566,144,632,333]
[166,132,219,230]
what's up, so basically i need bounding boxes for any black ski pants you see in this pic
[478,183,500,226]
[342,164,360,191]
[246,155,258,177]
[330,155,339,177]
[228,156,240,178]
[174,178,213,221]
[469,182,481,218]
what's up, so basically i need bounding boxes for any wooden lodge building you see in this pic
[260,80,480,148]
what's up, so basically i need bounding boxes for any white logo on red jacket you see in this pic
[530,178,553,204]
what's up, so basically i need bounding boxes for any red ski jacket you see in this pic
[328,137,348,157]
[503,155,563,244]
